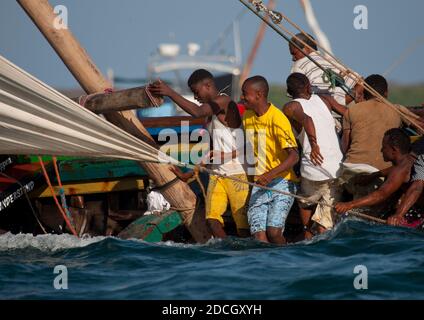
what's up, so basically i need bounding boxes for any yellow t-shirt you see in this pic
[243,103,298,182]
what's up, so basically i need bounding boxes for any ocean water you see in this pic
[0,218,423,300]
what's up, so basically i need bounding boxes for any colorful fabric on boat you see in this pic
[243,104,298,182]
[400,206,424,229]
[205,174,250,231]
[247,177,298,234]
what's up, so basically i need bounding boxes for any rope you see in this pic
[239,0,424,134]
[78,88,115,108]
[153,176,180,192]
[346,210,386,224]
[274,20,423,130]
[240,0,335,90]
[132,151,385,225]
[52,157,75,229]
[0,171,48,234]
[38,157,78,237]
[163,160,386,225]
[145,85,161,108]
[187,165,207,201]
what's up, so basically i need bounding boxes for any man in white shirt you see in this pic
[289,33,356,106]
[283,73,347,239]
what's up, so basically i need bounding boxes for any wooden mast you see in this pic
[17,0,211,243]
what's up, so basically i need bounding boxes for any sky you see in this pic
[1,0,423,89]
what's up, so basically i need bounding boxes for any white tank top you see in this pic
[207,115,246,176]
[294,94,343,180]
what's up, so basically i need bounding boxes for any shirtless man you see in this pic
[335,128,415,215]
[388,138,424,226]
[149,69,250,238]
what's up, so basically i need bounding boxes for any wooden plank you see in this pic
[73,86,163,114]
[31,177,145,198]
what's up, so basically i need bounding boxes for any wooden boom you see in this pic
[73,86,163,114]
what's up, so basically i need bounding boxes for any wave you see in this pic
[0,232,107,252]
[0,218,423,299]
[0,217,422,253]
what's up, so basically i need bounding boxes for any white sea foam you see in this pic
[0,232,106,252]
[122,235,224,249]
[161,237,223,248]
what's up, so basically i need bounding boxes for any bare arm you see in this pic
[256,148,299,186]
[283,101,323,166]
[148,81,215,118]
[351,166,393,186]
[318,95,348,116]
[335,167,408,213]
[388,180,424,225]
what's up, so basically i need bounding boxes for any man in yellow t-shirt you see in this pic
[241,76,299,245]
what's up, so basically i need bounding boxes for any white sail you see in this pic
[0,55,176,165]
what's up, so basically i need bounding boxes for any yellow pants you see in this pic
[205,174,250,231]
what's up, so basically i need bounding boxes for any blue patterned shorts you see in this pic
[247,178,298,234]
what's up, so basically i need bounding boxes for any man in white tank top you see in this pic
[283,73,347,239]
[149,69,250,239]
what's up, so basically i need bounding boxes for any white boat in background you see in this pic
[142,36,242,118]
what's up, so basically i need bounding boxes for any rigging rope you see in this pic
[136,157,387,225]
[239,0,424,134]
[52,156,75,229]
[38,157,78,237]
[192,164,386,224]
[0,52,386,229]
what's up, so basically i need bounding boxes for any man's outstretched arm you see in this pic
[335,167,407,213]
[149,81,214,118]
[388,180,424,225]
[318,94,348,116]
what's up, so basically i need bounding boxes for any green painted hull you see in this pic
[118,211,183,242]
[16,151,194,184]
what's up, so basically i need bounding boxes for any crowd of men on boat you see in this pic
[148,33,424,244]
